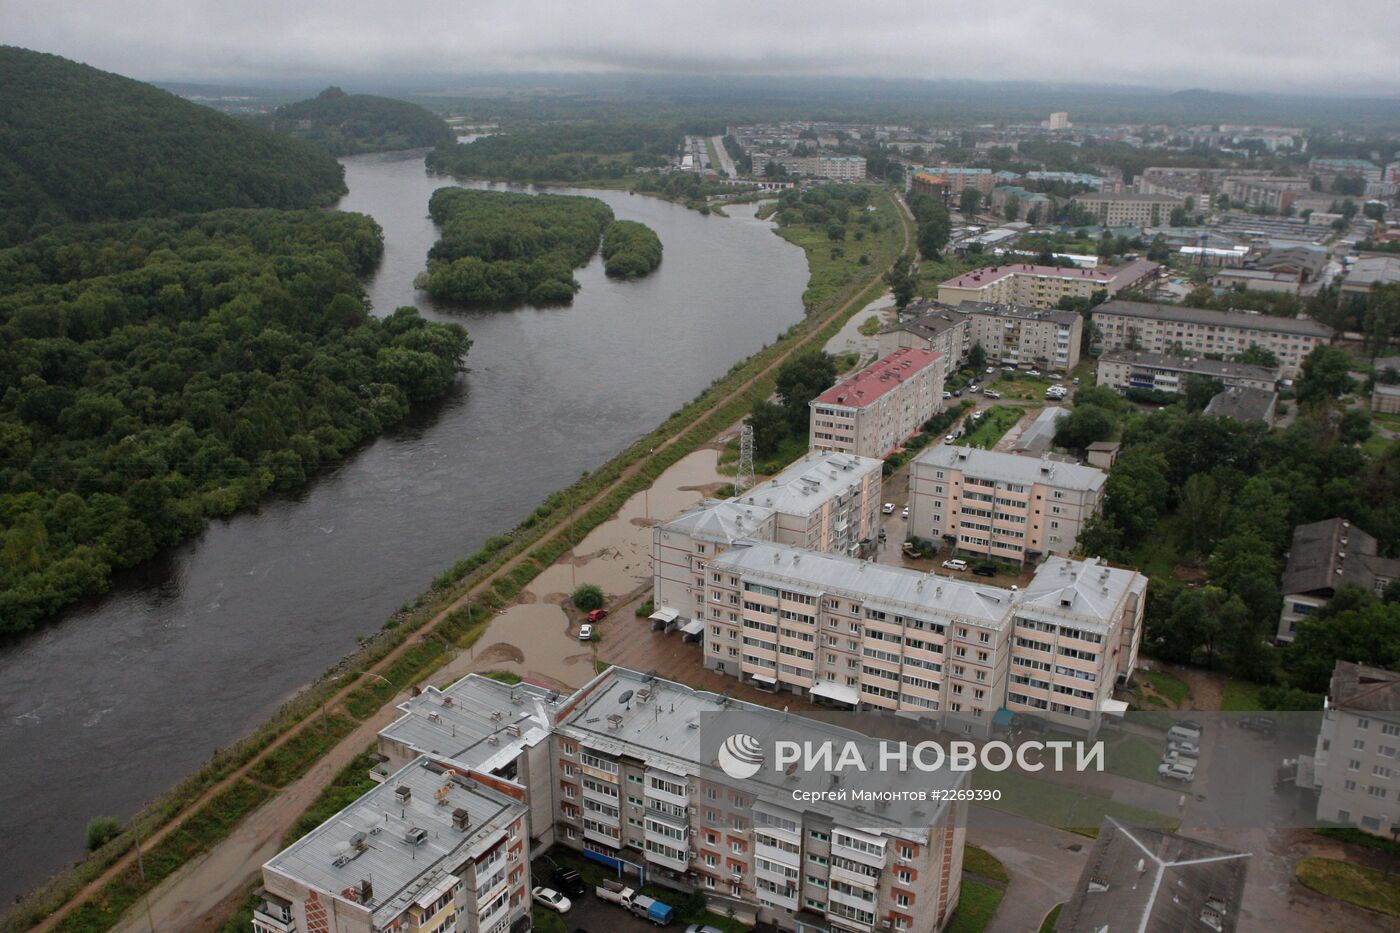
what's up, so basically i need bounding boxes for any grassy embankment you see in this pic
[7,188,911,933]
[1295,857,1400,917]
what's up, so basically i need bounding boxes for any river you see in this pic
[0,151,806,903]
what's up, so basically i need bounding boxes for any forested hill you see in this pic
[266,87,454,155]
[0,47,347,245]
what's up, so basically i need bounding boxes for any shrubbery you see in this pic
[602,220,663,278]
[571,583,604,611]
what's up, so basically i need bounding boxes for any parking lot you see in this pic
[548,890,662,933]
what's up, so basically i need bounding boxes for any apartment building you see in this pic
[1276,518,1400,643]
[701,542,1144,735]
[910,166,996,198]
[551,667,969,932]
[908,446,1107,562]
[1309,661,1400,836]
[256,759,531,933]
[1090,299,1332,379]
[1095,350,1279,394]
[1069,192,1186,226]
[877,301,970,363]
[936,261,1158,309]
[778,155,867,181]
[731,451,885,557]
[962,302,1082,371]
[809,348,945,459]
[1221,175,1309,213]
[652,499,777,625]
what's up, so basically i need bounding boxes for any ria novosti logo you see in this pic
[717,732,765,779]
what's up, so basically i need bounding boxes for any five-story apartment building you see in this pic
[809,348,944,459]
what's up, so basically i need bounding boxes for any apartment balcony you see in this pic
[250,907,295,933]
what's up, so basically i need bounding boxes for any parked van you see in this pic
[1167,724,1200,744]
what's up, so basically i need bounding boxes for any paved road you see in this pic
[710,135,737,178]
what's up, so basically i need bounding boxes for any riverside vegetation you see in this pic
[263,86,454,155]
[417,187,661,304]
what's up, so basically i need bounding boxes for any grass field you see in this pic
[946,880,1005,933]
[776,195,905,309]
[974,769,1177,835]
[963,405,1025,449]
[1220,677,1264,711]
[1038,904,1063,932]
[963,845,1009,883]
[1101,730,1165,785]
[1140,669,1190,707]
[1295,856,1400,917]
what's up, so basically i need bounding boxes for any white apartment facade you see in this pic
[779,155,867,181]
[1310,662,1400,836]
[908,447,1107,563]
[652,499,777,625]
[701,542,1144,736]
[1069,192,1186,226]
[550,667,968,932]
[936,261,1159,309]
[809,348,945,459]
[962,303,1082,371]
[730,451,884,557]
[1095,350,1279,394]
[1090,299,1332,379]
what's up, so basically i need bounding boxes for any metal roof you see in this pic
[913,445,1107,494]
[732,451,883,518]
[660,498,776,545]
[1093,298,1333,337]
[378,674,557,772]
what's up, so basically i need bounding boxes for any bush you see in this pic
[85,817,123,853]
[636,599,655,617]
[571,583,604,611]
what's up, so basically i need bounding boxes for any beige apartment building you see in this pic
[778,154,867,180]
[551,667,969,932]
[652,499,777,627]
[1309,661,1400,836]
[877,300,970,363]
[962,303,1082,371]
[936,260,1158,309]
[1095,349,1279,394]
[1221,175,1309,212]
[730,451,884,557]
[1090,299,1333,379]
[701,542,1144,735]
[256,759,531,933]
[1069,192,1186,226]
[809,348,944,459]
[908,446,1107,563]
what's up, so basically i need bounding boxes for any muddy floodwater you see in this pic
[0,152,806,903]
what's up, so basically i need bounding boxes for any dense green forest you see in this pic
[1062,369,1400,700]
[0,211,470,633]
[264,87,454,155]
[601,221,663,278]
[0,47,346,245]
[418,187,619,305]
[425,122,680,182]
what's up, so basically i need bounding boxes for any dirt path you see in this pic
[34,192,914,933]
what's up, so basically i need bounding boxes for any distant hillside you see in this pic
[0,47,346,244]
[267,87,454,155]
[1159,88,1267,116]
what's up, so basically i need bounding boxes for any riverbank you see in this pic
[4,187,911,933]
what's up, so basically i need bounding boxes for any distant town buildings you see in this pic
[1094,350,1279,395]
[702,541,1144,735]
[908,446,1108,562]
[1341,255,1400,297]
[1045,111,1071,131]
[1277,518,1400,642]
[1221,175,1309,213]
[1308,660,1400,836]
[1089,299,1332,379]
[809,347,945,459]
[1069,192,1187,226]
[911,166,996,200]
[776,154,867,181]
[936,261,1159,309]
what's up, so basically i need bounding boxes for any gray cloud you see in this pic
[3,0,1397,95]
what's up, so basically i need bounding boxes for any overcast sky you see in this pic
[4,0,1398,95]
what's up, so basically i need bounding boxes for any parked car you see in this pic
[533,887,573,914]
[983,388,1000,398]
[1161,748,1196,766]
[1239,715,1277,735]
[942,391,952,399]
[1167,738,1200,757]
[587,608,609,622]
[1158,761,1196,783]
[882,502,896,514]
[578,624,594,641]
[553,869,587,898]
[941,558,968,571]
[973,564,997,577]
[1072,377,1081,385]
[952,388,964,397]
[945,434,957,443]
[901,506,910,519]
[902,542,921,558]
[985,367,994,374]
[1027,369,1042,377]
[687,926,725,933]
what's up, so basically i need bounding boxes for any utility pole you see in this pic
[736,423,755,494]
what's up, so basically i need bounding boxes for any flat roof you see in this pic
[733,451,884,518]
[378,674,557,773]
[1204,386,1277,423]
[1097,349,1278,382]
[941,263,1118,290]
[956,300,1079,326]
[1071,192,1184,203]
[1057,818,1250,932]
[813,347,942,408]
[913,445,1107,494]
[1092,299,1333,337]
[265,758,525,927]
[709,541,1014,627]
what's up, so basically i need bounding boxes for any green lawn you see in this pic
[1101,730,1165,785]
[1126,534,1182,581]
[946,880,1005,933]
[1038,904,1063,932]
[963,845,1009,883]
[1296,856,1400,917]
[1220,678,1264,711]
[963,405,1025,449]
[1362,432,1393,457]
[974,769,1177,835]
[858,314,883,336]
[1140,670,1190,707]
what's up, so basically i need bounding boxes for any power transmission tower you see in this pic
[735,423,755,494]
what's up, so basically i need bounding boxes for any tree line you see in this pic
[425,122,680,182]
[263,87,454,155]
[0,210,470,634]
[601,221,663,278]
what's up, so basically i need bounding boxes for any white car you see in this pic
[882,502,896,514]
[985,367,994,374]
[942,391,952,399]
[1027,369,1042,377]
[532,887,572,914]
[942,559,968,571]
[983,388,1000,398]
[1158,761,1196,783]
[901,506,910,519]
[578,624,594,641]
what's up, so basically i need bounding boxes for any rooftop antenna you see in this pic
[736,422,756,494]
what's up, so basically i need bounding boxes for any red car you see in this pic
[586,608,609,623]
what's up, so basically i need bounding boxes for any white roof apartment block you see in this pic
[914,445,1107,494]
[1017,556,1148,637]
[378,674,558,773]
[709,540,1015,630]
[732,450,883,517]
[264,757,526,929]
[657,497,776,545]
